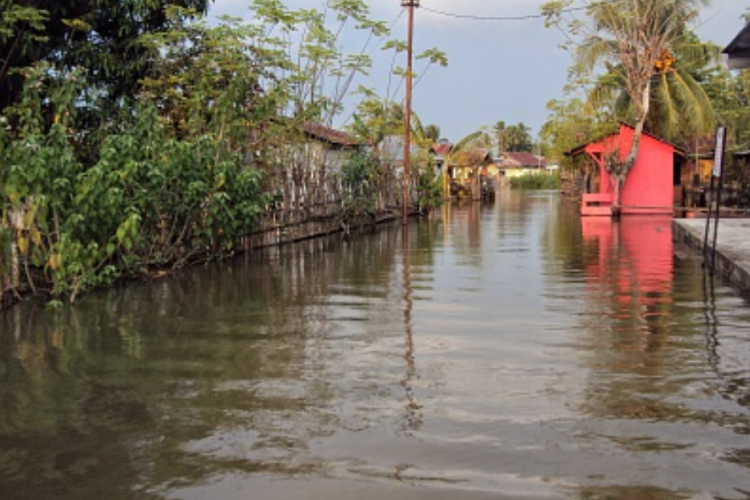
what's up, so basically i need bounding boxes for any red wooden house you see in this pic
[567,124,683,216]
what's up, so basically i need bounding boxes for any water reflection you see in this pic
[569,215,750,498]
[400,225,422,434]
[703,271,720,373]
[2,193,750,500]
[581,216,674,344]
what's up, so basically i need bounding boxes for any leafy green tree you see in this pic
[348,94,404,150]
[0,0,211,112]
[504,122,534,152]
[139,9,282,150]
[706,68,750,148]
[540,98,599,164]
[1,64,265,300]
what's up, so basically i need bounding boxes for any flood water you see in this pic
[2,191,750,500]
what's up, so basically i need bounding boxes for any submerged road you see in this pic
[1,192,750,500]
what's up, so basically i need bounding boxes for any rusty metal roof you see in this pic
[498,151,546,168]
[451,148,493,166]
[431,142,453,156]
[303,122,360,147]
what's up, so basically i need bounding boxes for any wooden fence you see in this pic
[1,156,418,309]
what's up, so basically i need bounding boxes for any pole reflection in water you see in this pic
[703,268,720,372]
[2,193,750,500]
[400,224,422,434]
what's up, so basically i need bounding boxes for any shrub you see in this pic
[509,172,560,190]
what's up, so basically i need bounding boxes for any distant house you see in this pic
[302,122,360,173]
[724,22,750,69]
[496,151,547,178]
[566,124,684,216]
[448,148,495,200]
[431,140,453,175]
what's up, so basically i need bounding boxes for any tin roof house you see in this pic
[496,152,547,178]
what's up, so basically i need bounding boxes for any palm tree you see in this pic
[409,112,440,150]
[493,121,506,154]
[504,122,534,152]
[572,0,711,209]
[585,35,718,143]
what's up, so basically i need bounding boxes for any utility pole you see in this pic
[402,0,419,225]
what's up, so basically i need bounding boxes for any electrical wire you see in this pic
[420,4,588,22]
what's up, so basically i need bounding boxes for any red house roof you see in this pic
[565,123,685,157]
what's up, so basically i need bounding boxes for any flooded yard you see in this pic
[2,191,750,500]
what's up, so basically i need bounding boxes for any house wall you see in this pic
[503,167,545,178]
[596,126,675,214]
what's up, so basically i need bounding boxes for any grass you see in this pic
[509,172,560,190]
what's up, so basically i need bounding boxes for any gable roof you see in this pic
[451,148,493,167]
[498,151,546,168]
[724,22,750,69]
[431,142,453,156]
[303,122,359,147]
[565,123,685,157]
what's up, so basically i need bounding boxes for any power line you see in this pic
[420,4,589,22]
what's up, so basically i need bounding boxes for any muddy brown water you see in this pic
[2,191,750,500]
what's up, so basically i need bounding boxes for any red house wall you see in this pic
[590,125,675,215]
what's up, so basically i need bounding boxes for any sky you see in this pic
[208,0,748,143]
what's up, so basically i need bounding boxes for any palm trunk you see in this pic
[611,79,651,213]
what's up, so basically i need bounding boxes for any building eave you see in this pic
[724,23,750,69]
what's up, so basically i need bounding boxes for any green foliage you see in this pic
[510,172,561,190]
[0,0,449,304]
[1,63,264,300]
[539,97,617,168]
[341,150,380,223]
[416,167,443,213]
[705,67,750,148]
[503,122,534,152]
[139,10,283,147]
[0,0,211,111]
[349,98,404,148]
